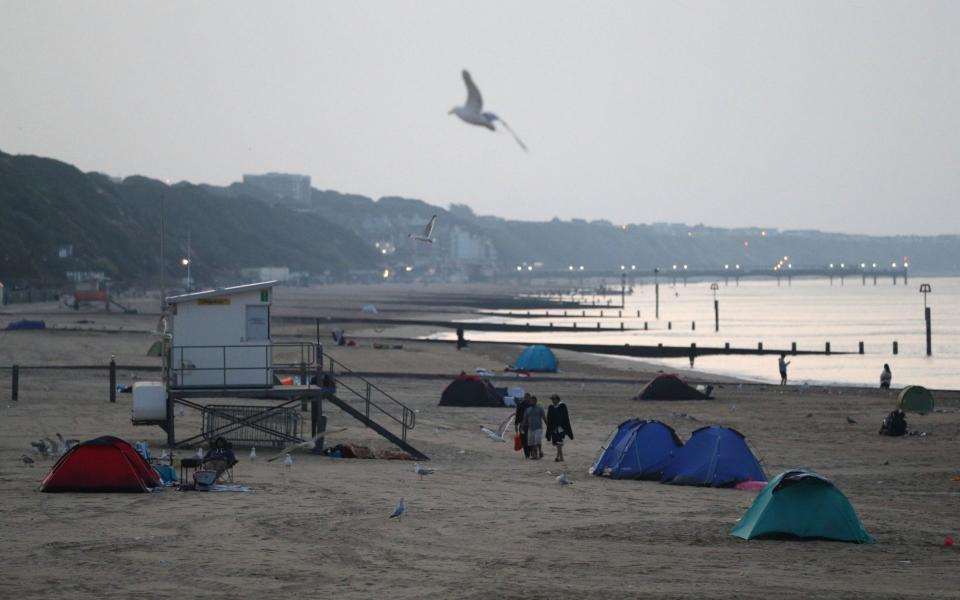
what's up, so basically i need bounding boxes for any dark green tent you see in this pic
[731,469,874,543]
[898,385,934,414]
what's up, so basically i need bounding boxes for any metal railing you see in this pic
[324,354,416,442]
[167,342,316,388]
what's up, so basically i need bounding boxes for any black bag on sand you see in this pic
[879,409,907,436]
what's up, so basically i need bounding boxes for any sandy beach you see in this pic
[2,285,959,599]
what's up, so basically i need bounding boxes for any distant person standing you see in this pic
[688,346,696,368]
[880,364,892,390]
[521,396,547,460]
[515,394,531,458]
[456,326,467,350]
[778,353,791,385]
[546,394,573,462]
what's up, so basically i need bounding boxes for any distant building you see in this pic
[242,173,312,207]
[450,226,495,265]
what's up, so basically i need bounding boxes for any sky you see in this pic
[1,1,958,235]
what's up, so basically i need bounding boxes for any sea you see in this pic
[433,276,960,390]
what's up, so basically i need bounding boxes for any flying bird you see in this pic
[481,413,515,442]
[409,215,437,243]
[414,463,435,480]
[449,70,528,151]
[390,497,406,520]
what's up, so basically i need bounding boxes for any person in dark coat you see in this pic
[203,436,238,480]
[515,394,531,458]
[545,394,574,462]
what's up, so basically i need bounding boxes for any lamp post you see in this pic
[654,268,660,319]
[920,283,932,356]
[710,282,719,332]
[159,191,166,311]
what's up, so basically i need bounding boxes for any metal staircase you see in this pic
[324,355,427,460]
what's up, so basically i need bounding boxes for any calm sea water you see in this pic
[434,276,960,390]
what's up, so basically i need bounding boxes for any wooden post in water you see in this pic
[858,341,864,354]
[925,307,932,357]
[825,342,831,355]
[893,341,898,355]
[644,322,648,330]
[758,342,763,351]
[11,365,18,402]
[714,300,719,332]
[620,322,624,331]
[791,342,797,355]
[691,321,696,331]
[668,321,672,330]
[596,322,601,329]
[109,357,117,403]
[724,342,730,350]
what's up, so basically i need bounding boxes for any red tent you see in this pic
[40,436,161,493]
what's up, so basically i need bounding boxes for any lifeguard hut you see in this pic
[132,281,425,459]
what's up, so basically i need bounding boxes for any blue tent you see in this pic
[591,419,683,480]
[514,345,558,372]
[660,426,766,487]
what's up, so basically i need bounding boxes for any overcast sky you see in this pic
[1,1,958,235]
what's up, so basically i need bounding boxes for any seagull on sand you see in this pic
[481,413,515,442]
[846,416,857,424]
[283,453,294,468]
[21,455,35,467]
[409,215,437,244]
[414,463,435,480]
[249,447,257,461]
[390,497,406,520]
[449,70,528,151]
[556,473,574,486]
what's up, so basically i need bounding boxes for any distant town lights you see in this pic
[735,264,740,269]
[672,265,677,270]
[181,258,190,266]
[382,269,390,279]
[579,265,584,271]
[682,264,688,270]
[620,265,625,271]
[724,264,729,269]
[631,265,636,270]
[568,265,574,271]
[892,262,898,268]
[404,266,413,272]
[516,266,522,271]
[527,265,533,271]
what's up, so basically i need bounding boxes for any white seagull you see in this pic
[390,497,406,520]
[481,413,515,442]
[283,453,294,468]
[414,463,435,480]
[449,70,528,151]
[409,215,437,243]
[249,447,257,461]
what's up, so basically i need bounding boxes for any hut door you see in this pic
[245,305,270,341]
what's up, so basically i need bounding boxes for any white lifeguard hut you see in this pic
[166,281,276,387]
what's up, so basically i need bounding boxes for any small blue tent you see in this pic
[660,426,766,487]
[6,319,46,331]
[590,419,683,480]
[514,345,558,372]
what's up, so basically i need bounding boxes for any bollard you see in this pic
[893,341,898,355]
[109,357,117,403]
[791,342,797,355]
[11,365,18,402]
[858,341,864,354]
[758,342,763,351]
[825,342,831,355]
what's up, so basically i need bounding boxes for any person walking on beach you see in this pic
[778,353,791,385]
[545,394,573,462]
[515,394,531,458]
[880,363,892,390]
[521,395,547,459]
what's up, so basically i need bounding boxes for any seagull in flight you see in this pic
[409,215,437,243]
[481,413,515,442]
[449,70,528,151]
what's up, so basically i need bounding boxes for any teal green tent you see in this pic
[898,385,934,414]
[731,469,874,543]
